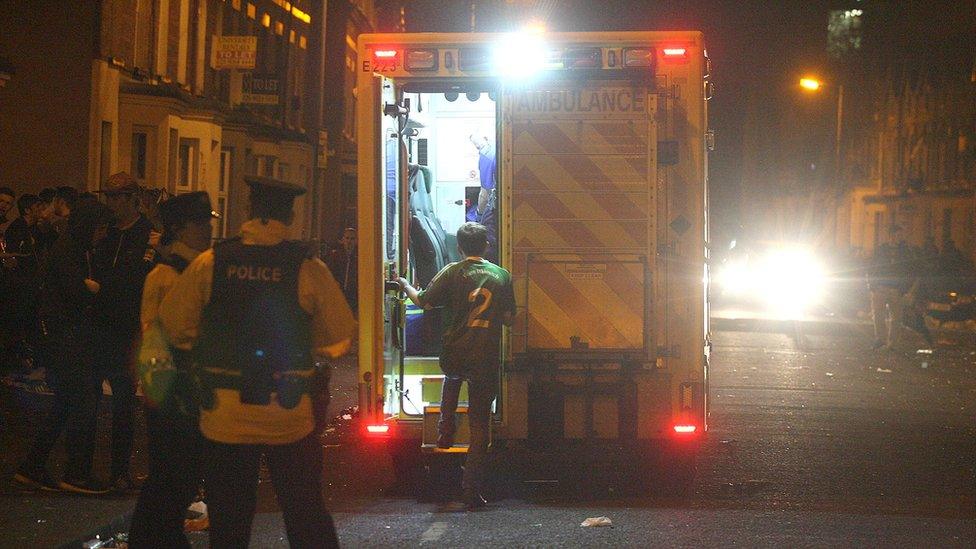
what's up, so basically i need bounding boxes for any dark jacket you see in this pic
[92,215,154,334]
[38,201,112,329]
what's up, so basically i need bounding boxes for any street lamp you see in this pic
[800,76,847,248]
[799,76,845,186]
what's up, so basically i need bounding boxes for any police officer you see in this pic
[160,176,355,548]
[129,191,218,548]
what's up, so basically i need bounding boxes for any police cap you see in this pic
[159,191,219,228]
[245,176,306,201]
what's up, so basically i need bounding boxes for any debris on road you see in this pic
[825,372,834,377]
[876,368,892,373]
[720,480,769,497]
[184,501,209,532]
[580,516,613,527]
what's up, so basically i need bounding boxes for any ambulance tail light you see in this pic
[405,49,438,71]
[370,48,397,70]
[660,46,689,63]
[673,424,697,435]
[365,423,392,437]
[622,47,654,68]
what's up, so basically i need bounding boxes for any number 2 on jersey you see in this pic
[467,288,493,328]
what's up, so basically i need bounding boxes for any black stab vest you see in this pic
[195,237,312,409]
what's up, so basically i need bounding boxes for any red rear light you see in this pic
[370,48,399,72]
[660,46,689,63]
[673,424,697,434]
[365,424,390,435]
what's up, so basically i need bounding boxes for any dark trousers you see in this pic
[128,409,204,549]
[93,333,138,478]
[21,326,97,481]
[438,373,496,496]
[205,434,339,549]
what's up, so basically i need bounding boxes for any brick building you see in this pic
[0,0,375,240]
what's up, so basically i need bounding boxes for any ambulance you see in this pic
[354,30,711,468]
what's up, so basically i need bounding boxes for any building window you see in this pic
[131,132,148,181]
[262,13,271,27]
[217,197,226,237]
[232,0,241,10]
[99,121,113,189]
[246,2,256,19]
[289,29,296,44]
[277,162,288,181]
[943,208,953,244]
[275,21,284,35]
[133,0,153,71]
[168,129,179,191]
[178,138,199,188]
[299,35,307,49]
[219,147,232,193]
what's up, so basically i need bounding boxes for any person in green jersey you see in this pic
[398,222,515,510]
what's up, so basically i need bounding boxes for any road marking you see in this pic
[421,521,448,543]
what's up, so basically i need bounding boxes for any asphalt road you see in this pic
[2,319,975,547]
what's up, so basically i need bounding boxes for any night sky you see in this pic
[380,0,975,237]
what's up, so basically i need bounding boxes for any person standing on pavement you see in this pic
[14,198,114,494]
[92,172,156,491]
[324,227,358,315]
[3,194,43,361]
[397,222,515,510]
[129,191,218,549]
[0,186,14,236]
[160,176,355,548]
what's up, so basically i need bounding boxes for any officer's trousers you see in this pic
[204,433,339,549]
[128,408,204,549]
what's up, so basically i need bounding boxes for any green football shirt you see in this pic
[417,258,515,375]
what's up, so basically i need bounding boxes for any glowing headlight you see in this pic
[716,259,752,296]
[492,33,547,78]
[756,248,826,315]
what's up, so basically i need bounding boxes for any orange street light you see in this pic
[799,77,822,91]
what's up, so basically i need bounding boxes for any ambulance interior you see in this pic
[394,89,497,415]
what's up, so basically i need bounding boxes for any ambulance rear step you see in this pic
[422,405,472,454]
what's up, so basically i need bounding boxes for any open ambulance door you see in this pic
[369,77,502,446]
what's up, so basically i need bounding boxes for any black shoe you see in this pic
[112,473,140,494]
[59,477,111,495]
[436,433,454,449]
[13,469,60,492]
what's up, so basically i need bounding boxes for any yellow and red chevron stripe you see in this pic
[509,104,655,351]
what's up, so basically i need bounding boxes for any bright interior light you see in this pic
[673,424,697,434]
[756,247,827,316]
[800,78,822,91]
[493,33,547,78]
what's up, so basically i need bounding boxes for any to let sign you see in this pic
[242,74,279,105]
[213,36,257,70]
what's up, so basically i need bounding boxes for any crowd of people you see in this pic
[1,174,358,547]
[866,236,975,349]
